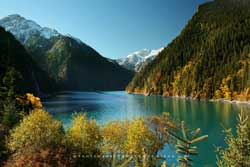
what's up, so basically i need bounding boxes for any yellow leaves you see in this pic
[16,93,43,111]
[4,96,180,167]
[126,118,157,155]
[237,59,250,79]
[233,88,250,101]
[7,109,64,152]
[102,121,128,152]
[171,61,194,96]
[220,77,232,100]
[214,89,223,99]
[6,104,178,167]
[26,93,42,109]
[239,59,250,66]
[214,75,233,100]
[246,88,250,95]
[237,68,244,78]
[222,76,232,85]
[182,61,193,72]
[161,161,167,167]
[101,115,173,166]
[67,113,102,154]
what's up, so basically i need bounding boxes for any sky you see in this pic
[0,0,210,59]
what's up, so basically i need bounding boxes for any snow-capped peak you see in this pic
[40,27,59,39]
[116,47,164,72]
[0,14,60,43]
[146,48,164,58]
[127,48,151,59]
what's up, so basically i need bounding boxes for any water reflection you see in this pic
[43,91,249,167]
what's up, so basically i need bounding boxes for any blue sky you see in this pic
[0,0,210,59]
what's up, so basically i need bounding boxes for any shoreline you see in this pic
[209,99,250,105]
[126,91,250,106]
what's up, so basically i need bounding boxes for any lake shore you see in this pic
[126,91,250,106]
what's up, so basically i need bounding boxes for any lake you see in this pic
[43,91,249,167]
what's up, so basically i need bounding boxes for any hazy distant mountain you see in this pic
[0,14,134,90]
[117,48,163,72]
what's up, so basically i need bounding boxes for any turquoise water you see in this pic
[43,91,249,167]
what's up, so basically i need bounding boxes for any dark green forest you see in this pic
[25,34,134,90]
[0,14,134,91]
[127,0,250,101]
[0,27,57,95]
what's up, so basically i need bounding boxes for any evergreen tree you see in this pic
[216,111,250,167]
[166,121,208,167]
[126,0,250,101]
[0,67,22,127]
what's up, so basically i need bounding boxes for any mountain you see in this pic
[0,26,57,94]
[0,14,134,90]
[0,14,60,44]
[126,0,250,101]
[117,48,163,72]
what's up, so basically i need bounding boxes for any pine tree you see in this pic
[0,67,21,165]
[0,67,21,127]
[166,121,208,167]
[216,111,250,167]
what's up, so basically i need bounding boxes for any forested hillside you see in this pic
[40,36,134,90]
[126,0,250,101]
[0,15,134,91]
[0,26,57,95]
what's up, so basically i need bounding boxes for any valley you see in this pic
[0,0,250,167]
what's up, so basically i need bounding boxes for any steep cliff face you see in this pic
[126,0,250,101]
[0,26,57,94]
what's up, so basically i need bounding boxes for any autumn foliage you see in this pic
[2,110,177,167]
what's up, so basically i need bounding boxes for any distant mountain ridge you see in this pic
[0,14,134,91]
[126,0,250,101]
[0,14,59,43]
[117,48,163,72]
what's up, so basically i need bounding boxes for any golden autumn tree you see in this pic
[67,113,102,155]
[25,93,42,108]
[66,113,102,167]
[220,76,232,100]
[5,109,68,167]
[7,109,64,152]
[101,120,131,167]
[126,118,159,166]
[102,120,129,153]
[16,93,43,114]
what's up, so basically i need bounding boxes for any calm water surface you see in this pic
[43,91,249,167]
